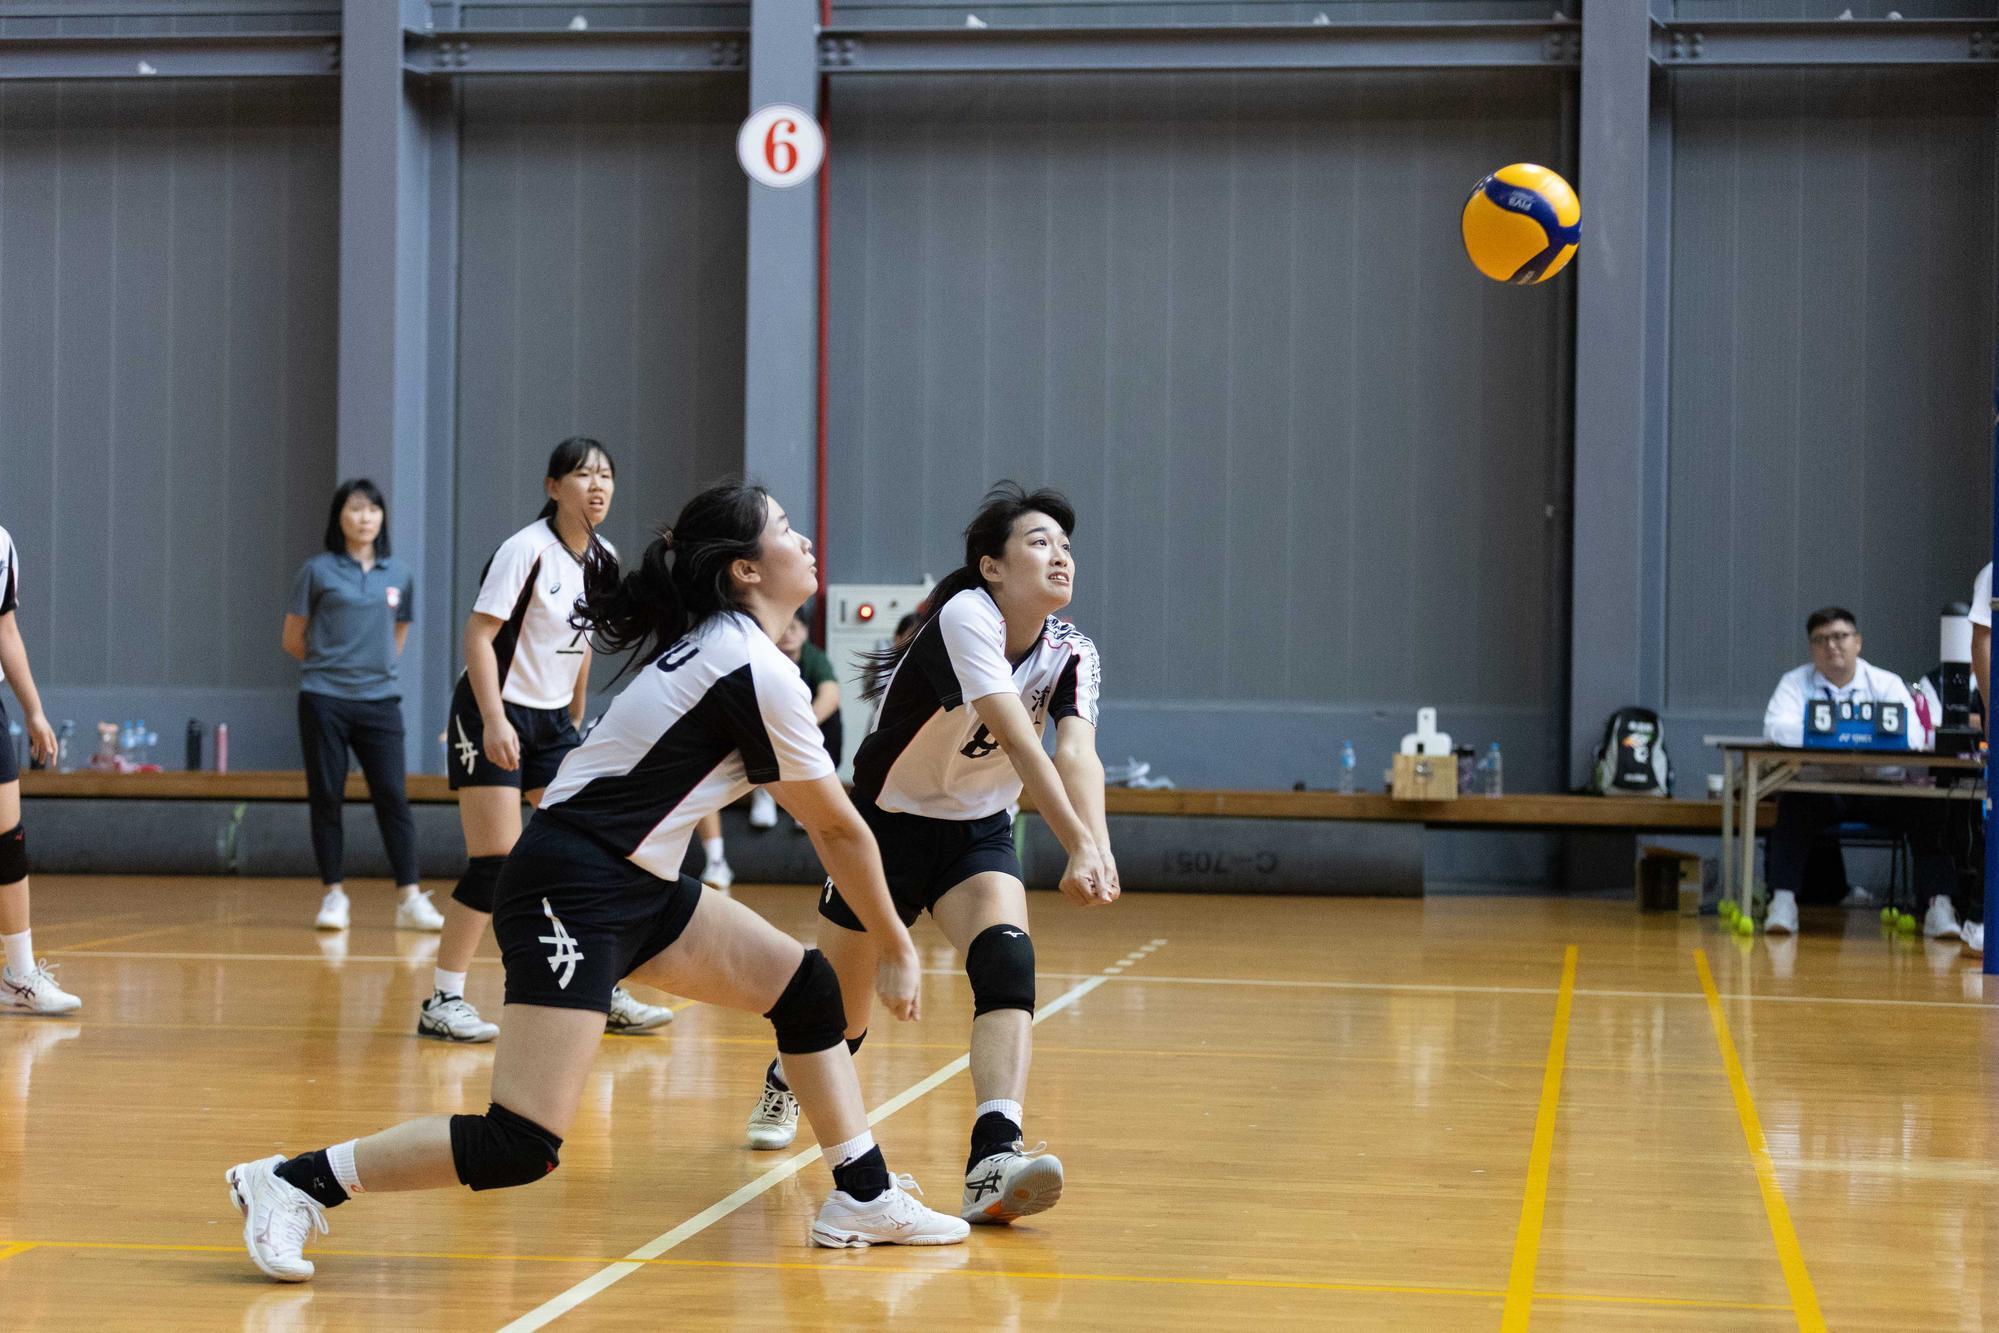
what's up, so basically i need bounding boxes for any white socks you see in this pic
[328,1139,365,1195]
[434,968,468,999]
[823,1129,877,1170]
[2,928,30,976]
[703,836,726,866]
[976,1098,1024,1130]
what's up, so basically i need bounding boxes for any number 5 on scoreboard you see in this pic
[738,104,825,189]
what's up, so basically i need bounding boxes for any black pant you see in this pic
[1767,793,1973,918]
[298,692,419,887]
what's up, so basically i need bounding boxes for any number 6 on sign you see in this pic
[737,104,825,189]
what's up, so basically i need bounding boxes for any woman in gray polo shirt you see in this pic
[283,480,444,934]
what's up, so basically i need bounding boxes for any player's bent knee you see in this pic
[965,923,1035,1017]
[765,948,847,1055]
[451,854,506,913]
[450,1102,563,1191]
[0,823,27,885]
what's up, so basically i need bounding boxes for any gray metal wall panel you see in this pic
[1670,3,1996,17]
[825,72,1571,789]
[0,82,338,767]
[1666,70,1995,725]
[830,2,1570,23]
[451,77,746,687]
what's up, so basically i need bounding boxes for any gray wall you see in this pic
[450,75,749,743]
[1662,69,1997,787]
[824,72,1574,809]
[0,81,340,766]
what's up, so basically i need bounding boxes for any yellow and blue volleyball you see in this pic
[1460,164,1580,285]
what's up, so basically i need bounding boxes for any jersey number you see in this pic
[658,643,700,673]
[959,725,1002,760]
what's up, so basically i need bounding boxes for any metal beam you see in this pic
[818,21,1581,75]
[0,32,336,79]
[404,27,745,76]
[1653,18,1999,68]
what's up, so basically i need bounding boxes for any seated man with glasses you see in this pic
[1759,606,1952,936]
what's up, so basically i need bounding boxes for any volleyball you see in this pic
[1460,163,1581,285]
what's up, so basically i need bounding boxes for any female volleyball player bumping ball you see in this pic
[226,484,969,1280]
[746,483,1116,1228]
[422,438,670,1042]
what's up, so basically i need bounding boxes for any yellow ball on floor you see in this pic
[1735,914,1755,937]
[1896,913,1918,934]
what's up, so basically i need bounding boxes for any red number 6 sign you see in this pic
[737,104,824,189]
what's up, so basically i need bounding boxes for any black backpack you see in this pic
[1590,707,1672,797]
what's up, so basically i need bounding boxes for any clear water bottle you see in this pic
[1337,741,1357,795]
[136,719,150,765]
[119,721,135,762]
[56,720,74,772]
[1482,742,1504,797]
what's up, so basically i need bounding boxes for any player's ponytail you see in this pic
[570,482,773,680]
[859,481,1076,701]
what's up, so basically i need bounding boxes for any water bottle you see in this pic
[185,719,204,771]
[119,721,135,762]
[1337,741,1357,795]
[144,725,159,767]
[1483,742,1504,797]
[56,720,73,772]
[214,722,229,774]
[136,718,150,765]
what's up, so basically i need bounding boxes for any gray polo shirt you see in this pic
[289,551,415,701]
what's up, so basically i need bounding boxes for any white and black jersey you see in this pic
[853,588,1100,821]
[539,612,835,880]
[0,526,17,683]
[466,519,613,711]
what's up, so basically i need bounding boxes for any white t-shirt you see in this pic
[0,526,15,684]
[539,612,834,880]
[1761,658,1923,750]
[467,519,614,711]
[1971,563,1991,630]
[853,588,1100,820]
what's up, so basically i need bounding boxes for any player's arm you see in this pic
[569,642,592,729]
[0,613,54,764]
[1054,714,1117,900]
[768,774,923,1021]
[972,691,1112,904]
[394,621,410,656]
[281,615,308,662]
[463,612,519,769]
[810,678,840,724]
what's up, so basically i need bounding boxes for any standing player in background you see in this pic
[745,483,1117,1229]
[0,526,79,1014]
[225,484,966,1282]
[283,479,443,936]
[423,439,671,1042]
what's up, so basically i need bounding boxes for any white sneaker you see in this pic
[417,990,498,1043]
[702,859,735,892]
[961,1141,1064,1224]
[1839,885,1878,909]
[226,1155,329,1282]
[605,985,673,1034]
[1764,890,1799,936]
[394,890,445,932]
[314,889,350,932]
[1963,921,1985,956]
[812,1174,971,1248]
[746,1071,799,1150]
[749,788,778,830]
[1924,896,1963,941]
[0,960,81,1015]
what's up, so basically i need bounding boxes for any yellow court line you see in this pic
[1501,943,1578,1333]
[4,1238,1788,1311]
[0,1242,36,1261]
[1695,949,1827,1333]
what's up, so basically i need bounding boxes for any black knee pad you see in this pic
[965,924,1035,1017]
[452,854,506,913]
[450,1102,563,1192]
[0,824,24,885]
[847,1030,866,1056]
[765,948,847,1055]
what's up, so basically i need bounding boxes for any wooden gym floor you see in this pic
[0,875,1993,1330]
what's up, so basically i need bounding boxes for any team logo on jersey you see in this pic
[385,586,401,610]
[959,725,1002,761]
[547,578,562,596]
[453,715,478,774]
[538,898,584,989]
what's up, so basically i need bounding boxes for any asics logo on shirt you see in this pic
[538,898,585,989]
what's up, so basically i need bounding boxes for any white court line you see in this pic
[43,948,1093,983]
[496,971,1116,1332]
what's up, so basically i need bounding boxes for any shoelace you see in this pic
[755,1085,795,1119]
[13,958,63,991]
[275,1188,330,1252]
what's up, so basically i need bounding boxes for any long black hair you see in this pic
[537,437,616,521]
[859,481,1076,701]
[323,478,390,559]
[570,482,773,681]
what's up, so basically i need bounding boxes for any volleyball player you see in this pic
[0,525,77,1015]
[284,479,442,934]
[745,483,1116,1229]
[422,439,670,1042]
[226,484,968,1281]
